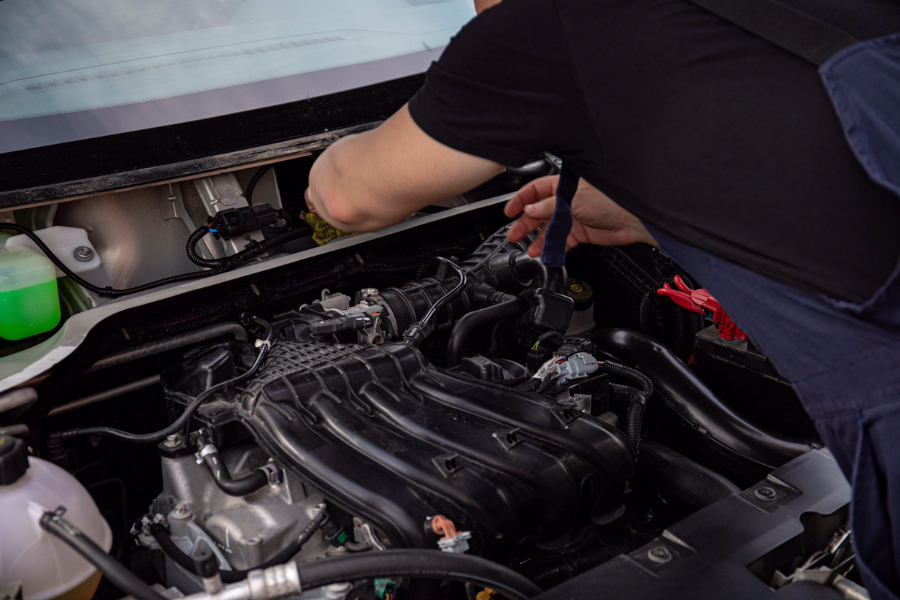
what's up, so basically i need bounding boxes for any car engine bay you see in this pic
[0,155,864,600]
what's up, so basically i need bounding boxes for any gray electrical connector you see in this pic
[555,352,599,386]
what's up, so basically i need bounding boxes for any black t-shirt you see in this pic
[408,0,900,303]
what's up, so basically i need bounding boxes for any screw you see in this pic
[164,434,182,448]
[648,546,672,564]
[174,504,191,518]
[756,487,778,501]
[73,246,94,262]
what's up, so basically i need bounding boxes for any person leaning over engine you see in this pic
[305,0,900,597]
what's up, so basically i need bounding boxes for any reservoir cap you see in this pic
[0,436,29,485]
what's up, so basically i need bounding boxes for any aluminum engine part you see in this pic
[148,442,333,580]
[161,340,635,562]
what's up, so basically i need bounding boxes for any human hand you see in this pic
[474,0,502,15]
[505,175,657,257]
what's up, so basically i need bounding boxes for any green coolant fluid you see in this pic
[0,247,61,341]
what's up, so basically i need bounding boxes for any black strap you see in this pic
[540,162,579,268]
[685,0,858,66]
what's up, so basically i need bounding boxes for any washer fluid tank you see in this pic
[0,246,61,341]
[0,435,112,600]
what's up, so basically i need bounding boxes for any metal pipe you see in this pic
[88,322,247,372]
[0,387,38,414]
[181,564,303,600]
[48,376,160,417]
[0,424,29,436]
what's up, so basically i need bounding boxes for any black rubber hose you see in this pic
[150,509,328,583]
[526,542,635,589]
[297,550,542,600]
[545,266,567,294]
[639,440,741,508]
[201,448,269,497]
[446,296,527,366]
[0,223,216,298]
[41,510,166,600]
[510,254,549,289]
[51,315,273,444]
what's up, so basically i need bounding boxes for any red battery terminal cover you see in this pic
[657,275,747,342]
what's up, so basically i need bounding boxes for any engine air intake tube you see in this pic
[590,329,811,478]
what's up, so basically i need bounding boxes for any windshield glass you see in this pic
[0,0,474,154]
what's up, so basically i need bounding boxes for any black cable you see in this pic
[186,224,308,271]
[51,314,274,444]
[402,257,468,346]
[41,509,166,600]
[0,223,218,299]
[150,509,328,583]
[602,361,653,455]
[297,550,542,600]
[419,257,468,327]
[245,165,274,206]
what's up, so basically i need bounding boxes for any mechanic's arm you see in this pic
[306,104,504,232]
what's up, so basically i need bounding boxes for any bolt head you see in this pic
[73,246,94,262]
[755,487,778,501]
[648,546,672,564]
[164,434,182,447]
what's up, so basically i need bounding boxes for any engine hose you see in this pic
[150,509,328,583]
[296,550,542,600]
[625,402,645,456]
[186,225,308,272]
[0,223,216,298]
[601,361,653,400]
[200,446,270,497]
[545,266,568,295]
[639,440,740,508]
[525,542,635,589]
[50,315,273,444]
[602,362,653,455]
[41,510,166,600]
[590,329,811,478]
[446,296,527,366]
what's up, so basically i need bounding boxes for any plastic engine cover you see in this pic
[164,341,634,560]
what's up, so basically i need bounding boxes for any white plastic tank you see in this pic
[0,435,112,600]
[5,226,102,278]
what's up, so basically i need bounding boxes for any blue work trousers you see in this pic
[646,225,900,600]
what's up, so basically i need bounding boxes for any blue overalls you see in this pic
[540,5,900,597]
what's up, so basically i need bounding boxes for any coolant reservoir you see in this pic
[0,436,112,600]
[0,246,61,341]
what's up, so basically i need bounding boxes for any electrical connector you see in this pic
[207,204,280,240]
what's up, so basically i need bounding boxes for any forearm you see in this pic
[307,132,387,232]
[307,105,504,233]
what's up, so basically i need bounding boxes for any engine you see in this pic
[136,227,636,589]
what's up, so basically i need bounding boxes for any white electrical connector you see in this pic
[554,352,599,386]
